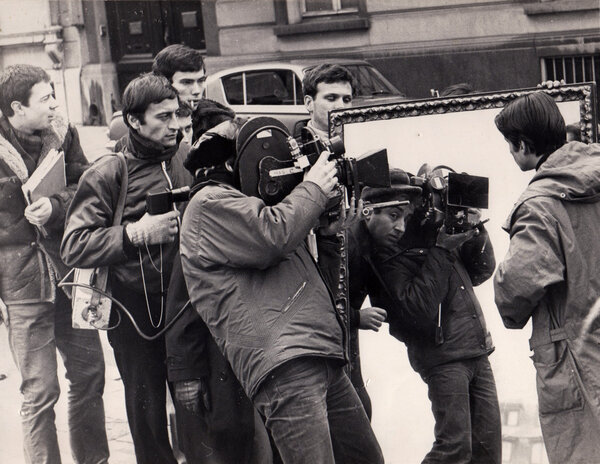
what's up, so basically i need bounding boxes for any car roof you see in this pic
[208,59,373,80]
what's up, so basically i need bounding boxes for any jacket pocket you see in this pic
[532,342,584,415]
[281,281,307,313]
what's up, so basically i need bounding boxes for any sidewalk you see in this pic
[0,125,136,463]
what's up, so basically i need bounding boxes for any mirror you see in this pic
[330,84,597,462]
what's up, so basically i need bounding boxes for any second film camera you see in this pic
[414,165,489,234]
[235,116,391,206]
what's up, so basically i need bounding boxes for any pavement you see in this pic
[0,125,138,464]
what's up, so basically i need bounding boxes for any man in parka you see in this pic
[152,44,265,463]
[0,64,109,464]
[179,119,383,463]
[62,73,188,464]
[494,91,600,464]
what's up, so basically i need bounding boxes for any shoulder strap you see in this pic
[87,152,129,307]
[112,152,129,226]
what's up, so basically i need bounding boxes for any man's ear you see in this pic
[520,140,536,157]
[10,101,23,115]
[304,95,313,114]
[127,113,141,131]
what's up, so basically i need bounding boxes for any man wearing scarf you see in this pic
[62,73,189,464]
[0,64,109,464]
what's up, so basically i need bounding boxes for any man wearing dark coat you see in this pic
[62,73,188,464]
[0,64,109,464]
[363,168,502,464]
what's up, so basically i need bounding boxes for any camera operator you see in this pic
[179,112,383,463]
[151,44,264,464]
[61,73,190,464]
[365,170,501,464]
[494,92,600,464]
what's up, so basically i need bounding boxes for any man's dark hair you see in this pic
[440,82,475,97]
[177,101,193,118]
[152,44,205,82]
[122,73,178,128]
[0,64,50,117]
[302,64,355,98]
[495,92,566,156]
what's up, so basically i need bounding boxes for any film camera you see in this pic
[414,165,489,234]
[235,117,391,206]
[146,186,191,215]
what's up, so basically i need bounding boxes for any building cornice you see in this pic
[0,26,63,48]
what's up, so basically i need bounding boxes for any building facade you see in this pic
[0,1,597,125]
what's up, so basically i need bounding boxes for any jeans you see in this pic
[7,291,109,464]
[421,355,501,464]
[108,286,177,464]
[253,356,383,464]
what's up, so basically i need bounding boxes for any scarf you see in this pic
[0,116,42,175]
[126,128,178,163]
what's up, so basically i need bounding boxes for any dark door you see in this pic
[106,0,206,96]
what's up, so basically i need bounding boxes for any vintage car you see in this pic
[107,58,405,143]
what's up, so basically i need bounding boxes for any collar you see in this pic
[306,120,330,143]
[126,129,178,163]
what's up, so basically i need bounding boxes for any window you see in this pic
[221,70,303,106]
[222,74,244,105]
[506,409,519,426]
[343,65,402,97]
[302,0,358,17]
[501,440,513,463]
[542,54,599,84]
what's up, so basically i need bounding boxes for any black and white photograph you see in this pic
[0,1,599,463]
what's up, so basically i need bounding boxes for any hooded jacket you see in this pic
[494,141,600,464]
[0,116,87,304]
[180,180,346,399]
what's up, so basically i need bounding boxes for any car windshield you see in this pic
[343,65,401,97]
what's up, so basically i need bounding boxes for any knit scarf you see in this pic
[126,128,178,162]
[0,116,42,175]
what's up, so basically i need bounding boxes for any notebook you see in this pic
[21,149,66,236]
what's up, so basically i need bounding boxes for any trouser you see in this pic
[108,286,177,464]
[171,335,260,464]
[421,355,502,464]
[253,356,384,464]
[7,290,109,464]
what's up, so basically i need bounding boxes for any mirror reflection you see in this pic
[335,94,587,462]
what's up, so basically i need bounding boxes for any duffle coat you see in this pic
[180,180,346,399]
[0,116,87,305]
[494,141,600,464]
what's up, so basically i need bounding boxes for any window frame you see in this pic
[301,0,359,18]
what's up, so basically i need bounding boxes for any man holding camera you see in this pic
[62,73,190,464]
[179,110,383,462]
[0,64,109,464]
[364,168,501,464]
[494,92,600,464]
[150,44,266,464]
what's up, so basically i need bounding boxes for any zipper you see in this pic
[282,281,307,313]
